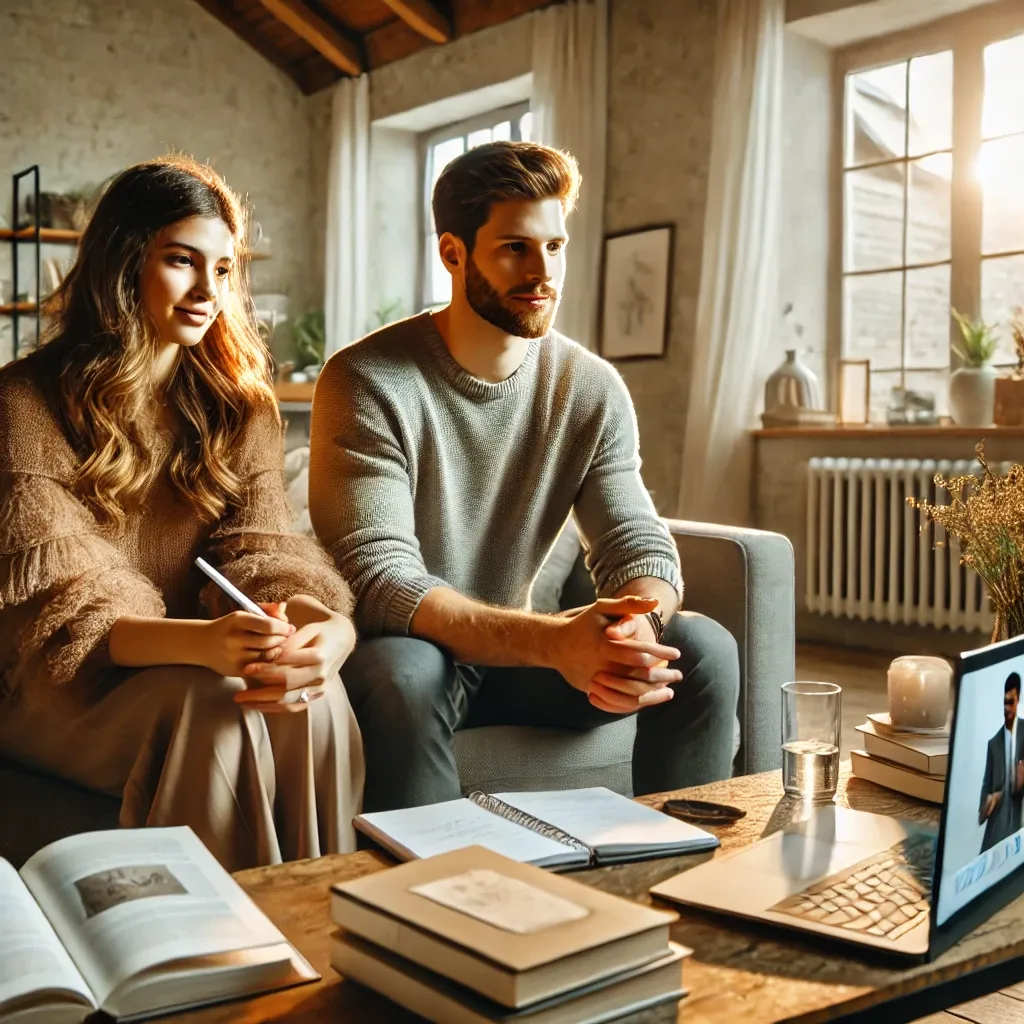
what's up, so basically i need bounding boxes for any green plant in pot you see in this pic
[949,308,999,427]
[293,310,326,377]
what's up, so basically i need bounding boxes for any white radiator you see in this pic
[805,457,998,633]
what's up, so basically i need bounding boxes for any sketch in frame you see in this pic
[600,225,673,360]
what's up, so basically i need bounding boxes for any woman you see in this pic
[0,156,362,870]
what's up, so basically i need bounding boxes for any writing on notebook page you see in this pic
[367,800,576,862]
[494,788,708,848]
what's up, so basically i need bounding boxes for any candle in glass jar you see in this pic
[887,655,952,730]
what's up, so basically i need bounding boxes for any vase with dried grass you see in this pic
[909,443,1024,643]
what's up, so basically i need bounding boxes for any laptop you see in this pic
[650,635,1024,961]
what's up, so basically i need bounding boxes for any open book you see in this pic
[0,827,317,1023]
[354,787,719,869]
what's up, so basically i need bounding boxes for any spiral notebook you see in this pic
[353,787,719,869]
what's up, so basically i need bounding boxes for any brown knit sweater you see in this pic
[0,365,352,710]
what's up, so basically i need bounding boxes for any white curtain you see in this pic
[676,0,784,525]
[531,0,608,351]
[324,74,370,358]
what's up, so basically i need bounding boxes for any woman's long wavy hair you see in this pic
[29,155,277,525]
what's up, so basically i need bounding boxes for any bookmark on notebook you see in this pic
[467,792,594,865]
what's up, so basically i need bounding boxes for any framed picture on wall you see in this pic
[599,224,673,360]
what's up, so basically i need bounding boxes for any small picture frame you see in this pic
[599,224,673,360]
[838,359,870,424]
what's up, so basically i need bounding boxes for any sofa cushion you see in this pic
[454,718,635,796]
[530,518,582,614]
[0,762,120,868]
[283,446,313,536]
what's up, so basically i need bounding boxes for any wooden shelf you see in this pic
[274,381,315,403]
[0,302,37,315]
[754,424,1024,439]
[0,227,81,244]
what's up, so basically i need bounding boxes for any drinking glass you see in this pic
[781,681,842,799]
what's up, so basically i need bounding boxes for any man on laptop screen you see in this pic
[978,671,1024,853]
[936,648,1024,930]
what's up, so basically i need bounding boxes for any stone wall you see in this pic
[0,0,317,353]
[604,0,718,514]
[369,15,534,123]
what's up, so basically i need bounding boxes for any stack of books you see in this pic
[850,711,949,804]
[330,844,690,1023]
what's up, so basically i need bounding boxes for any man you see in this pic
[310,141,739,812]
[979,671,1024,852]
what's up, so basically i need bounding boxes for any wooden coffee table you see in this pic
[174,764,1024,1024]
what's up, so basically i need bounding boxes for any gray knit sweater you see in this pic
[309,312,682,637]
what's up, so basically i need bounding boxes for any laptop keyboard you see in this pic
[770,832,935,941]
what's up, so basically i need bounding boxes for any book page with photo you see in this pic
[0,827,316,1023]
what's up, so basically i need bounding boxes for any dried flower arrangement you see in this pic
[909,443,1024,643]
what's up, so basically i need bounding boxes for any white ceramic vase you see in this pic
[949,365,997,427]
[764,350,821,414]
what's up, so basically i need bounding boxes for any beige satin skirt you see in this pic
[0,666,364,871]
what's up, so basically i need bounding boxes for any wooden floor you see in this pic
[794,644,1024,1024]
[918,986,1024,1023]
[795,642,891,759]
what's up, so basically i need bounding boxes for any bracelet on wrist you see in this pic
[645,609,665,642]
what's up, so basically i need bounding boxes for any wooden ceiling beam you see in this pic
[193,0,304,88]
[379,0,451,44]
[295,52,345,94]
[364,17,429,69]
[452,0,553,35]
[256,0,363,76]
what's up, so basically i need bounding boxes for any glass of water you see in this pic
[781,681,841,799]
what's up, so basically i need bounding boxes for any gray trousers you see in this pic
[343,612,740,812]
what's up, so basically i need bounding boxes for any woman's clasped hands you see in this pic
[200,595,356,713]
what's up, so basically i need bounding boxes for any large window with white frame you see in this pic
[420,102,532,309]
[836,3,1024,421]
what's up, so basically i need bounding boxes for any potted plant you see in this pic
[293,310,326,379]
[949,309,999,427]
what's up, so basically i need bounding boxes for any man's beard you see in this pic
[464,256,558,339]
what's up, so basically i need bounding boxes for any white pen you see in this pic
[194,557,269,617]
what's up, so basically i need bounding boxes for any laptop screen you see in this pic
[935,641,1024,927]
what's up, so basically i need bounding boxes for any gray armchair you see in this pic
[0,520,794,867]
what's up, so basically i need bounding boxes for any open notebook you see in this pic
[354,787,719,869]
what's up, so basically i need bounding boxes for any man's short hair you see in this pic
[1006,672,1021,697]
[432,141,581,254]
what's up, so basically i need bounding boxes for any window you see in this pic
[420,103,532,309]
[979,34,1024,363]
[837,10,1024,421]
